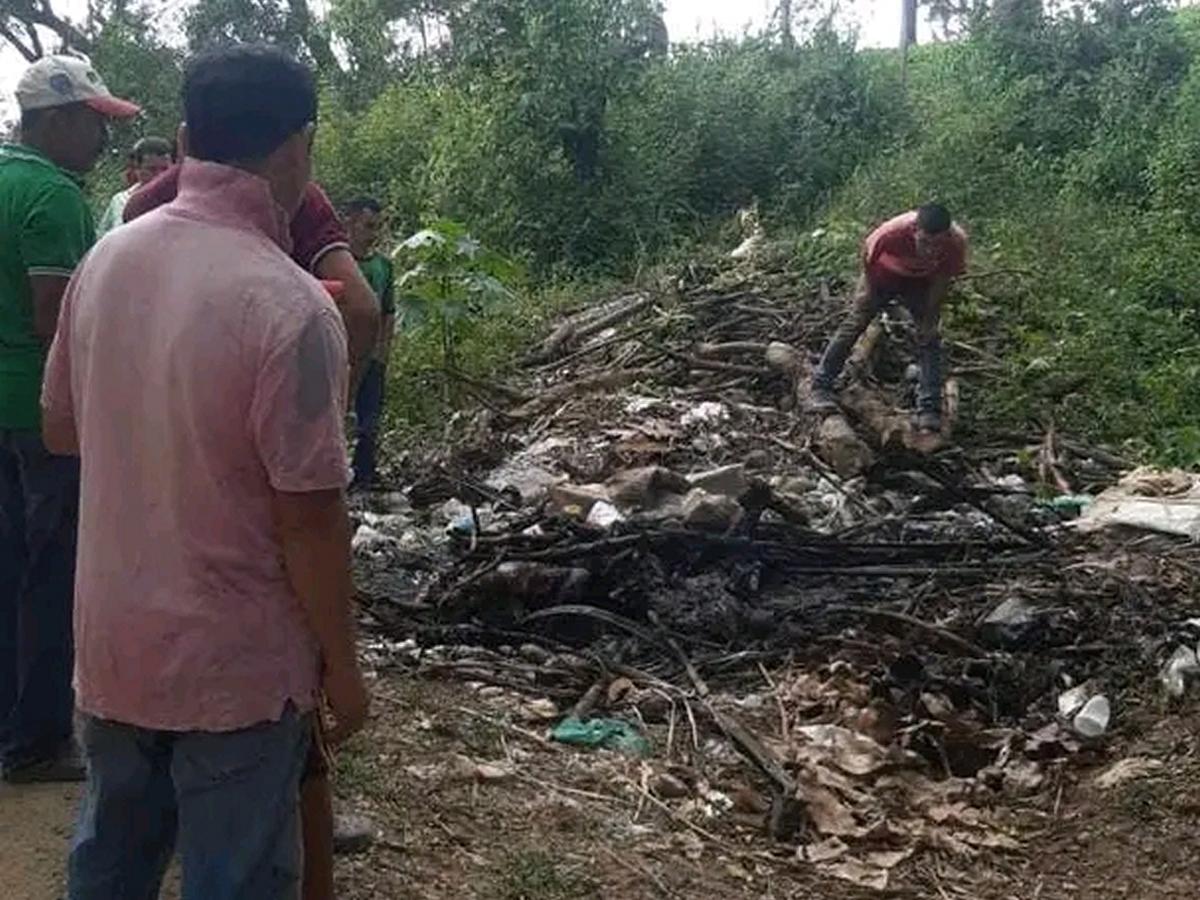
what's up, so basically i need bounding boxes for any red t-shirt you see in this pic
[123,163,349,272]
[863,211,967,286]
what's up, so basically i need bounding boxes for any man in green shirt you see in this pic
[0,55,138,783]
[344,198,395,489]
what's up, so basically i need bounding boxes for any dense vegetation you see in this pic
[6,0,1200,459]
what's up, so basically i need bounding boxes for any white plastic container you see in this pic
[1073,694,1111,739]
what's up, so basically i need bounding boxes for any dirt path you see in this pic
[0,781,78,899]
[6,676,1200,900]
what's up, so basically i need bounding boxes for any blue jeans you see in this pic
[351,360,385,487]
[0,429,78,767]
[814,275,944,414]
[68,706,311,900]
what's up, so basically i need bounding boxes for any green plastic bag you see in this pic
[1038,494,1093,515]
[551,715,652,757]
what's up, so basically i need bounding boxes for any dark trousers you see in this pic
[813,274,944,414]
[69,706,310,900]
[351,361,385,488]
[0,429,79,767]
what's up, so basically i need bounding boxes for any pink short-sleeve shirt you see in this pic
[42,159,349,732]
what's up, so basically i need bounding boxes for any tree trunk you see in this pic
[778,0,794,48]
[901,0,918,49]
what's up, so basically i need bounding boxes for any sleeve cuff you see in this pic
[308,243,351,274]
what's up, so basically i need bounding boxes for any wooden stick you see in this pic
[825,604,991,657]
[650,613,796,795]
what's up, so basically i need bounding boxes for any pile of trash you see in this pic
[351,250,1200,891]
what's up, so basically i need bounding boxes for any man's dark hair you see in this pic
[344,197,382,216]
[132,136,174,163]
[183,44,316,164]
[916,203,952,234]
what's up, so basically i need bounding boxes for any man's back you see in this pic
[45,160,350,732]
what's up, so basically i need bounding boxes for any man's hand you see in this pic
[323,660,370,745]
[273,487,370,744]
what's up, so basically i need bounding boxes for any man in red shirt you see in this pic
[810,203,968,432]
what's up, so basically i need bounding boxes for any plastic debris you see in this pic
[351,524,392,553]
[1076,467,1200,537]
[585,500,625,530]
[1161,645,1200,698]
[1072,694,1111,738]
[680,401,729,428]
[1057,684,1091,719]
[550,716,651,756]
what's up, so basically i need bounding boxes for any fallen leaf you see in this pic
[1001,759,1045,795]
[865,848,913,869]
[802,784,860,836]
[1094,756,1164,790]
[821,858,889,891]
[518,698,559,722]
[795,724,890,776]
[474,762,515,783]
[732,786,769,814]
[925,802,982,827]
[723,861,753,881]
[653,772,690,799]
[920,692,956,720]
[801,836,849,864]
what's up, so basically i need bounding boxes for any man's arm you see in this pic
[30,274,70,345]
[41,277,78,456]
[314,248,380,391]
[274,487,367,744]
[252,306,368,742]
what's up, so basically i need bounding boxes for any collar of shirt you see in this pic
[173,158,294,257]
[0,142,83,184]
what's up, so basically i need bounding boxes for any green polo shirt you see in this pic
[356,253,395,317]
[0,143,94,430]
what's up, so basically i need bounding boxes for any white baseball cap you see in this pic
[16,55,140,119]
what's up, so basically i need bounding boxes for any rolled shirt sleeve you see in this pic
[292,183,350,273]
[250,306,350,493]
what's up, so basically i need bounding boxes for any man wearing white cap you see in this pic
[0,55,138,784]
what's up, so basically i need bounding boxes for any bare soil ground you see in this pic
[331,675,1200,900]
[3,672,1197,900]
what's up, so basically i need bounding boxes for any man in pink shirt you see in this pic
[43,45,368,898]
[809,203,968,432]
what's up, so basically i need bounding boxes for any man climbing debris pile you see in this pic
[809,202,968,432]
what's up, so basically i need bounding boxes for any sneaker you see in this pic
[2,747,85,784]
[332,812,376,856]
[915,411,942,433]
[806,386,839,413]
